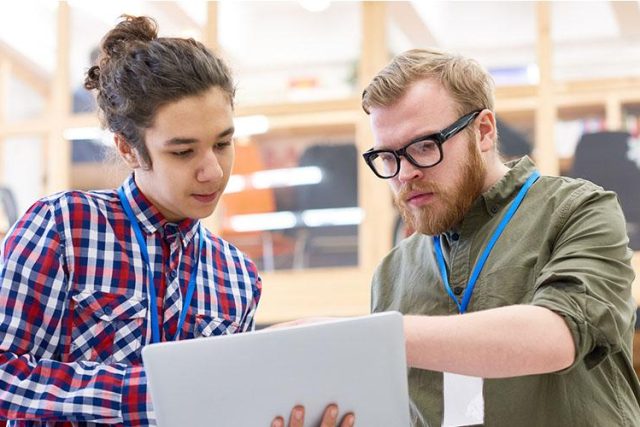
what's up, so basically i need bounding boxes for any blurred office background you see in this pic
[0,0,639,343]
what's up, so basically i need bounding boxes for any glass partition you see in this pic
[0,1,55,122]
[219,125,359,271]
[1,137,44,221]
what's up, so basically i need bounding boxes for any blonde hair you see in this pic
[362,48,495,117]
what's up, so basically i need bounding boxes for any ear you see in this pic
[476,110,497,153]
[114,134,142,168]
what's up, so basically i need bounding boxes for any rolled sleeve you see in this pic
[121,365,155,426]
[532,188,635,371]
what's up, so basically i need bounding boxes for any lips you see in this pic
[405,191,435,207]
[192,192,218,203]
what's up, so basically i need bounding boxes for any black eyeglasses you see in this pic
[362,110,482,179]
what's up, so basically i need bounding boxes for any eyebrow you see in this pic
[374,131,437,152]
[163,126,235,146]
[407,130,440,146]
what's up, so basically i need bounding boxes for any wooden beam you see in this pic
[556,76,640,94]
[359,2,388,91]
[0,119,50,138]
[605,95,623,130]
[266,109,358,131]
[388,1,437,49]
[204,1,219,52]
[0,40,50,98]
[0,59,8,183]
[201,1,222,235]
[0,59,9,125]
[237,97,359,117]
[611,1,640,38]
[358,1,394,274]
[534,2,559,176]
[45,0,71,194]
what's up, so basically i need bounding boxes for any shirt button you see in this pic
[164,224,180,240]
[451,233,459,241]
[453,286,464,296]
[103,306,113,316]
[490,206,499,214]
[169,270,177,279]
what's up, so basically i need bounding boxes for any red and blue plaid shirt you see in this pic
[0,175,262,426]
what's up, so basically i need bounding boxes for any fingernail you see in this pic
[330,406,338,418]
[294,408,303,421]
[347,414,355,426]
[272,418,283,427]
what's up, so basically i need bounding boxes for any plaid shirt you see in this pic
[0,175,262,426]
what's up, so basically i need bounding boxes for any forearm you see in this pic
[0,352,153,424]
[404,304,575,378]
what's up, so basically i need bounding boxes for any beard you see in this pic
[394,138,487,236]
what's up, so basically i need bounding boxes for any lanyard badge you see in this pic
[433,171,540,314]
[118,188,204,343]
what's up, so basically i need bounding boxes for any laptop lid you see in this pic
[141,311,411,426]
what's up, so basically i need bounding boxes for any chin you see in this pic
[194,207,217,220]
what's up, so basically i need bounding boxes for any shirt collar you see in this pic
[480,155,537,216]
[118,174,200,246]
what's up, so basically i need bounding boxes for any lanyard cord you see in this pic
[118,188,203,343]
[433,171,540,314]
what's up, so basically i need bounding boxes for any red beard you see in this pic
[394,138,487,236]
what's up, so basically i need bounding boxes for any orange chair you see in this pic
[220,143,296,270]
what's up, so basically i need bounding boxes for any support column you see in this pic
[534,1,559,176]
[357,1,394,273]
[45,0,71,193]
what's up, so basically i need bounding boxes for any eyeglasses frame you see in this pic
[362,109,483,179]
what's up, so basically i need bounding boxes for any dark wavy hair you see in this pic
[84,15,235,166]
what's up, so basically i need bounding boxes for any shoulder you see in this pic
[42,188,117,210]
[534,175,621,215]
[42,189,118,223]
[10,189,118,237]
[375,233,432,278]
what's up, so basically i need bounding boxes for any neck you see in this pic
[481,156,510,193]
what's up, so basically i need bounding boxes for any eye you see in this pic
[215,140,233,150]
[378,152,396,164]
[411,140,438,154]
[171,149,193,158]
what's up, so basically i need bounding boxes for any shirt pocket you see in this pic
[193,314,240,338]
[70,290,147,364]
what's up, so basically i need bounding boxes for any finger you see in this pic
[320,404,338,427]
[271,416,284,427]
[288,405,305,427]
[340,413,355,427]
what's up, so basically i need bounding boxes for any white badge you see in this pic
[442,372,484,427]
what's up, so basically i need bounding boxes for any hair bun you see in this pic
[101,15,158,58]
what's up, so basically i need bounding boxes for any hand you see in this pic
[271,404,355,427]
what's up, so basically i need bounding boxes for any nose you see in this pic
[396,156,423,183]
[196,151,224,182]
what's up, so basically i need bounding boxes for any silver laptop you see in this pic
[142,311,411,426]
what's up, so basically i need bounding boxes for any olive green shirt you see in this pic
[372,157,640,427]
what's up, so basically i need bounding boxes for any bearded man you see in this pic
[362,49,640,427]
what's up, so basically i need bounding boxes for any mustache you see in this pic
[396,182,444,201]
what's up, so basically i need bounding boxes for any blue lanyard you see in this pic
[433,171,540,314]
[117,188,203,343]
